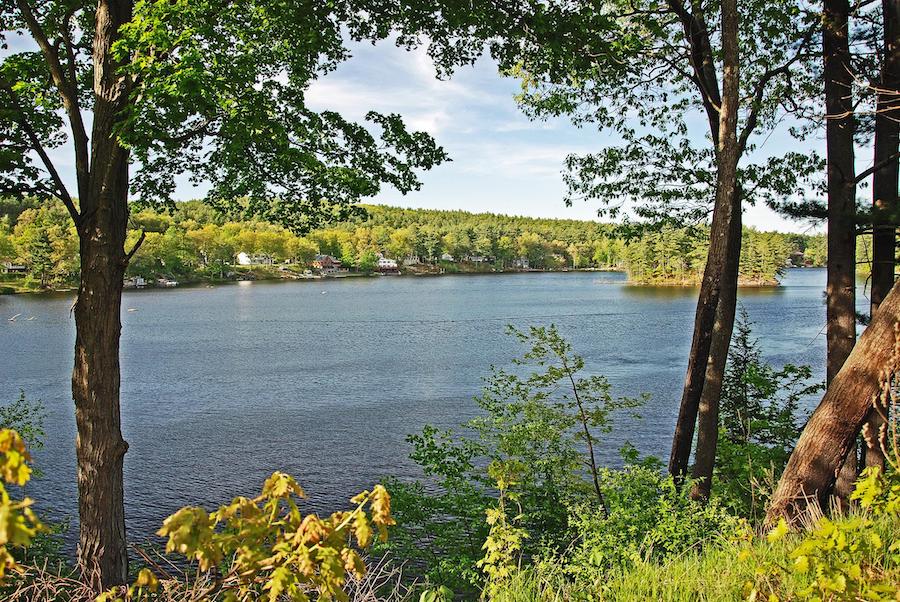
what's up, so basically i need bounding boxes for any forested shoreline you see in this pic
[1,199,830,292]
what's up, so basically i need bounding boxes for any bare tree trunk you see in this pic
[73,0,133,590]
[823,0,859,501]
[669,0,741,480]
[690,203,741,501]
[767,278,900,525]
[864,0,900,471]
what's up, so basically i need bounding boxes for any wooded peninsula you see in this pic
[1,199,840,292]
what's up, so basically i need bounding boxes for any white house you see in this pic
[440,253,454,262]
[1,262,26,274]
[513,257,530,269]
[377,257,399,271]
[236,252,273,266]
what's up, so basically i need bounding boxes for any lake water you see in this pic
[0,268,861,551]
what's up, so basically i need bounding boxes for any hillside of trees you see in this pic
[0,199,827,291]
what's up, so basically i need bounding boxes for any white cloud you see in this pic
[305,39,515,136]
[450,140,584,179]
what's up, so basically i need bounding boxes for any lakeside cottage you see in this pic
[312,254,345,274]
[124,276,146,289]
[440,253,454,262]
[236,252,274,266]
[1,262,26,274]
[377,256,399,272]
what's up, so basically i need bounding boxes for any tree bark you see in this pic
[668,0,741,480]
[824,0,857,385]
[72,0,134,590]
[690,202,742,501]
[822,0,859,500]
[767,278,900,525]
[864,0,900,471]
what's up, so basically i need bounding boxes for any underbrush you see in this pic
[488,506,899,602]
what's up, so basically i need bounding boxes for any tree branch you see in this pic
[738,24,818,154]
[855,150,900,183]
[61,7,79,91]
[668,0,723,144]
[16,0,91,199]
[124,230,146,265]
[1,82,80,224]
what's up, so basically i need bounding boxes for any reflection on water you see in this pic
[0,268,858,552]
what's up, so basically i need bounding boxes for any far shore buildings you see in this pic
[236,252,274,266]
[1,262,26,274]
[377,255,399,272]
[312,254,345,274]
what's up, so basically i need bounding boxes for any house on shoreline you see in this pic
[236,252,274,266]
[376,255,399,273]
[1,262,26,275]
[312,254,346,275]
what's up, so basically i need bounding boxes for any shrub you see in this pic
[382,325,643,593]
[565,461,742,580]
[100,473,396,601]
[0,429,44,582]
[714,308,822,521]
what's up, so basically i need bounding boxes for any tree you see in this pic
[822,0,861,501]
[864,0,900,471]
[387,226,416,261]
[768,278,900,524]
[448,0,820,488]
[357,250,378,273]
[0,220,14,262]
[285,236,318,267]
[0,0,446,588]
[443,228,473,260]
[20,225,52,286]
[516,231,547,268]
[702,308,819,518]
[186,224,234,269]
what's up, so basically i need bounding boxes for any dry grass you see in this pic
[4,552,416,601]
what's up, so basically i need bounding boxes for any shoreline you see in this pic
[0,266,829,296]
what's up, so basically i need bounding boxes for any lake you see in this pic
[0,268,860,551]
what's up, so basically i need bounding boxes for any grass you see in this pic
[490,510,900,602]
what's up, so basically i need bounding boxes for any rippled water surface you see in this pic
[0,268,855,549]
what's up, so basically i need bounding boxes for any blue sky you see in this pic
[21,32,833,234]
[298,40,827,233]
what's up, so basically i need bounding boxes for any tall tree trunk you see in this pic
[669,0,741,480]
[864,0,900,471]
[823,0,859,501]
[690,202,742,501]
[73,0,133,589]
[767,278,900,525]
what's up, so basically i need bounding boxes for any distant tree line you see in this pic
[1,198,832,288]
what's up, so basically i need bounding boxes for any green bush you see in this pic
[565,463,742,580]
[713,308,822,521]
[381,325,643,593]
